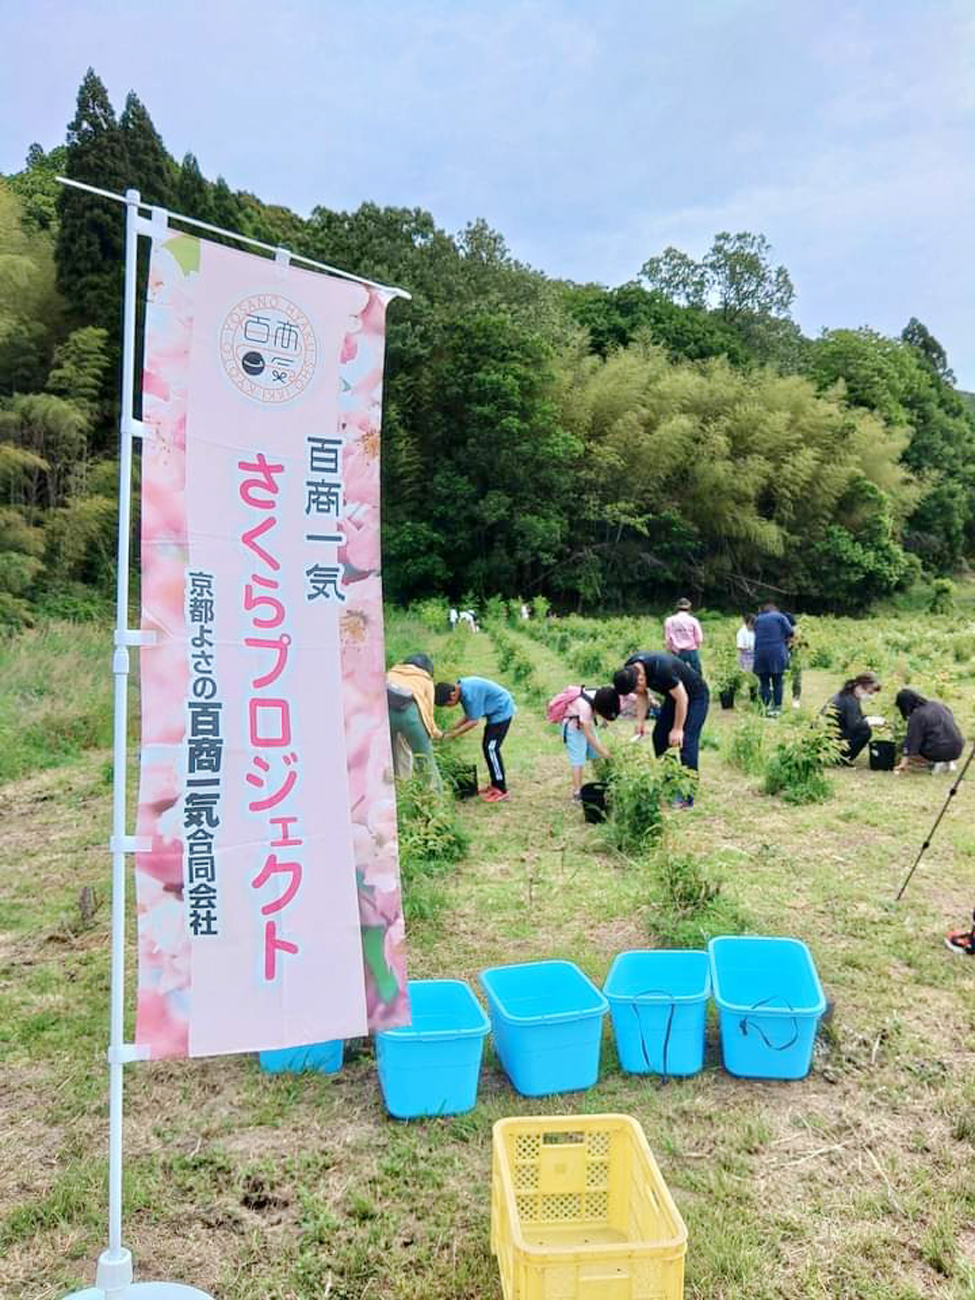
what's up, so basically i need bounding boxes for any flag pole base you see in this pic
[65,1253,212,1300]
[65,1286,213,1299]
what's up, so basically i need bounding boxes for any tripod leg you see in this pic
[896,739,975,901]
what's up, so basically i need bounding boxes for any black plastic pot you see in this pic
[719,688,736,710]
[580,782,608,823]
[868,740,896,771]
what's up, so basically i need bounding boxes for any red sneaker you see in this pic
[944,928,975,956]
[480,788,509,802]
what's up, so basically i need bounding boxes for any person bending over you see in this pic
[894,689,964,774]
[823,672,881,764]
[561,686,621,800]
[436,676,516,802]
[613,653,710,803]
[386,653,442,790]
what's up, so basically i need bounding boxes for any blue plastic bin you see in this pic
[603,950,710,1076]
[376,979,490,1119]
[479,959,608,1096]
[709,936,826,1080]
[258,1039,344,1074]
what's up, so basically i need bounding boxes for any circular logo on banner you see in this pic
[219,294,317,404]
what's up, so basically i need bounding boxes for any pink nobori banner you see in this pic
[134,233,408,1059]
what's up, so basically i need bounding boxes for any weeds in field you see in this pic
[643,845,749,947]
[727,713,768,776]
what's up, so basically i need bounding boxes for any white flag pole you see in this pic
[61,184,212,1300]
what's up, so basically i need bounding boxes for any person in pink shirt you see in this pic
[664,598,703,675]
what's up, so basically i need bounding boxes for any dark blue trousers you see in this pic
[652,689,710,771]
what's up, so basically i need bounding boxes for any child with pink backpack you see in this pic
[547,685,622,799]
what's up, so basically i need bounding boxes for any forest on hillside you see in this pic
[2,68,974,623]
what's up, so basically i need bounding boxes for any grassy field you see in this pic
[2,608,975,1299]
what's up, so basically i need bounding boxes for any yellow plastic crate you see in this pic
[491,1114,687,1300]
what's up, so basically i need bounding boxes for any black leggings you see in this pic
[483,719,511,792]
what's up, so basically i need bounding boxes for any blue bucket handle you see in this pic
[738,995,799,1052]
[630,986,677,1078]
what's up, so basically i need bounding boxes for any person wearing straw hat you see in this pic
[664,597,704,675]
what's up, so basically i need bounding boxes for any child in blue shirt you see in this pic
[436,676,516,802]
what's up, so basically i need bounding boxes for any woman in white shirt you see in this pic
[736,614,755,673]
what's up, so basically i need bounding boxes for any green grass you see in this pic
[2,607,975,1298]
[0,620,118,782]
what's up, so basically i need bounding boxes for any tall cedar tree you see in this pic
[120,92,175,417]
[119,92,176,208]
[55,70,129,351]
[176,153,213,223]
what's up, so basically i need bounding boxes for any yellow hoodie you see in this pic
[386,664,441,739]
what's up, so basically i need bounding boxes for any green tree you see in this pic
[0,394,88,510]
[704,231,794,320]
[55,69,129,346]
[45,326,110,424]
[0,182,62,395]
[902,316,954,384]
[557,341,915,609]
[638,246,708,308]
[120,92,176,208]
[6,143,69,232]
[391,313,579,599]
[563,282,749,364]
[810,327,975,570]
[176,152,213,223]
[641,231,794,320]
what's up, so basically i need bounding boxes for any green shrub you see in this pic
[435,746,479,796]
[600,747,698,853]
[569,643,611,678]
[929,578,955,616]
[396,778,468,868]
[764,713,842,804]
[395,777,468,926]
[409,597,450,634]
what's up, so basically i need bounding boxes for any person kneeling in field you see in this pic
[894,689,965,774]
[548,685,621,800]
[435,676,516,802]
[612,652,710,805]
[823,672,881,764]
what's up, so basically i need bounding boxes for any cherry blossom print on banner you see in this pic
[135,233,408,1058]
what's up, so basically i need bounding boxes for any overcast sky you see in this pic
[2,0,973,386]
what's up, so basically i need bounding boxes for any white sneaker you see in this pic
[792,699,801,709]
[931,762,947,775]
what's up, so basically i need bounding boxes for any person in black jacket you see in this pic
[894,688,965,773]
[823,672,881,764]
[613,652,710,787]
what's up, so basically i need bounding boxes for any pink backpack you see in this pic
[546,685,592,724]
